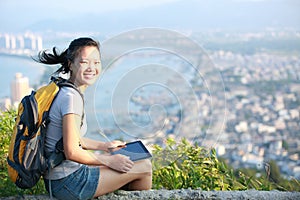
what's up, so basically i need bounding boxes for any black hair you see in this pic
[34,37,100,75]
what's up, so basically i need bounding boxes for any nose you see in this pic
[87,65,93,71]
[88,61,102,72]
[88,62,96,70]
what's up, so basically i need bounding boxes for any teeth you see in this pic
[84,73,96,79]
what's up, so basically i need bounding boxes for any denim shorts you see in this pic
[44,165,100,200]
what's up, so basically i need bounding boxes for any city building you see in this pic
[0,33,43,55]
[10,73,30,107]
[0,97,11,111]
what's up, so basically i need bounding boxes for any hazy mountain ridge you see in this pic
[21,0,300,34]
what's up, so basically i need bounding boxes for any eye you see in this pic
[80,60,89,65]
[95,61,101,65]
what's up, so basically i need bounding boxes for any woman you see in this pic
[36,37,152,200]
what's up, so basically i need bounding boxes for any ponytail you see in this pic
[34,47,70,74]
[34,37,100,77]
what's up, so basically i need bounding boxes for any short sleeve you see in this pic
[59,87,83,117]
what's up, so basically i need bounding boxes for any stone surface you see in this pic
[1,190,300,200]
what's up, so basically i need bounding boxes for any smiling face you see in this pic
[69,46,101,89]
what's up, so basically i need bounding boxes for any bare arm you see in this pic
[80,137,107,151]
[80,137,126,152]
[62,113,133,172]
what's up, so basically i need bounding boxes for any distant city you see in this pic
[0,72,31,110]
[0,33,43,56]
[0,33,42,109]
[0,30,299,180]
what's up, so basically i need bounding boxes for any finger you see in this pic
[116,140,126,144]
[125,162,134,171]
[128,159,134,166]
[112,140,125,145]
[108,144,126,150]
[125,160,134,167]
[119,165,130,173]
[123,164,133,172]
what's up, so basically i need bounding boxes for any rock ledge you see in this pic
[1,189,300,200]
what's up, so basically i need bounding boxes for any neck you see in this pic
[68,78,87,93]
[77,85,87,93]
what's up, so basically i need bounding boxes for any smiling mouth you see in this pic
[84,73,96,79]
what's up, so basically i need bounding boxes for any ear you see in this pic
[68,61,72,72]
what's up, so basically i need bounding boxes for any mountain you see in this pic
[4,0,300,33]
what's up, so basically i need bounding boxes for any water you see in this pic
[0,50,203,142]
[87,49,199,136]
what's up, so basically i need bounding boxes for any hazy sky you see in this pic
[0,0,179,26]
[0,0,299,33]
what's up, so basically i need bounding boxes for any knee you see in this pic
[144,159,152,173]
[135,159,152,174]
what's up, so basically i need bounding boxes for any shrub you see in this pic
[0,109,47,197]
[151,138,275,191]
[0,110,298,197]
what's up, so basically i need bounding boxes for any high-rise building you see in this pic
[10,73,30,106]
[0,33,43,54]
[36,36,43,51]
[0,98,11,111]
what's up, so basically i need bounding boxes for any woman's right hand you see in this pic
[105,140,126,152]
[105,154,134,173]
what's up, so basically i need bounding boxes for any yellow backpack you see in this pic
[7,77,77,189]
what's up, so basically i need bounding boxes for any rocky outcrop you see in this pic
[1,189,300,200]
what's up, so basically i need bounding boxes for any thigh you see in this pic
[46,166,99,200]
[94,159,152,197]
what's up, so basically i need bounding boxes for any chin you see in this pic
[85,79,97,85]
[82,75,99,85]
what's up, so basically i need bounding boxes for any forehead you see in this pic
[77,46,100,59]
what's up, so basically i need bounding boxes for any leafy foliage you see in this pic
[0,110,299,197]
[151,138,299,191]
[152,138,234,190]
[0,109,47,197]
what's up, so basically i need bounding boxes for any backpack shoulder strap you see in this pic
[46,77,85,168]
[52,77,83,100]
[51,76,85,127]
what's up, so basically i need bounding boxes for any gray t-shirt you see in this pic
[44,86,87,180]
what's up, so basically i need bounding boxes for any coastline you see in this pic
[0,51,34,60]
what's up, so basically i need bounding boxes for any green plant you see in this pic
[151,138,279,191]
[0,109,47,197]
[152,138,232,190]
[0,110,298,197]
[0,109,16,169]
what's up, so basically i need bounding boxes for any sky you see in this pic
[0,0,180,30]
[0,0,299,33]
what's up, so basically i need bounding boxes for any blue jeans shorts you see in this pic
[44,165,100,200]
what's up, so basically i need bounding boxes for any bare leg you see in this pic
[93,159,152,197]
